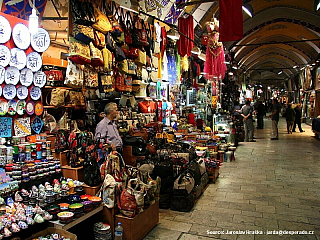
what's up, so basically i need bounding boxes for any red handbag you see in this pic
[201,35,209,46]
[44,70,63,81]
[115,70,126,92]
[117,185,137,218]
[124,12,133,45]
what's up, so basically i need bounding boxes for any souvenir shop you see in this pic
[0,1,238,239]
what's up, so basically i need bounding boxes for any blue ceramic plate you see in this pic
[12,23,31,50]
[3,84,17,100]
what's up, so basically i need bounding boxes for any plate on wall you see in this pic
[0,100,8,116]
[7,99,17,116]
[12,23,31,50]
[29,86,41,100]
[26,52,42,72]
[20,68,34,86]
[26,100,35,115]
[16,85,28,100]
[33,71,46,88]
[0,85,2,97]
[10,48,26,70]
[0,16,12,44]
[5,66,20,85]
[0,45,11,67]
[31,28,50,52]
[3,84,17,100]
[16,100,26,115]
[34,102,44,116]
[0,66,5,84]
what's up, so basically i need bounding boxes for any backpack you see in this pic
[187,160,201,186]
[83,153,102,186]
[54,130,68,152]
[117,184,137,218]
[173,170,195,196]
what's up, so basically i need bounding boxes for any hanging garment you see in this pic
[157,100,162,122]
[177,15,194,57]
[138,100,157,113]
[204,21,227,80]
[162,51,169,81]
[160,27,167,57]
[167,52,177,85]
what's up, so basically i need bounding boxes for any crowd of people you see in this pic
[233,99,304,142]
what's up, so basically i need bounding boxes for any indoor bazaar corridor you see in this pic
[144,117,320,240]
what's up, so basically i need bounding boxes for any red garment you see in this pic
[188,113,195,126]
[177,15,194,57]
[157,101,162,122]
[219,0,243,42]
[160,27,167,57]
[138,101,157,113]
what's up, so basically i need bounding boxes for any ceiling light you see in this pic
[198,53,206,61]
[242,4,253,18]
[191,46,201,55]
[228,72,234,76]
[278,70,283,75]
[167,29,180,40]
[232,65,238,70]
[224,61,230,64]
[268,86,271,90]
[293,65,298,69]
[315,0,320,11]
[312,63,316,66]
[29,4,38,34]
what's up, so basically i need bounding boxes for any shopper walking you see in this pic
[238,100,255,142]
[285,103,295,134]
[292,103,304,132]
[95,102,123,153]
[256,101,265,129]
[267,98,282,140]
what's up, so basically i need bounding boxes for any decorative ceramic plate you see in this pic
[0,16,12,44]
[26,100,35,115]
[16,85,28,100]
[20,68,33,86]
[29,86,41,100]
[26,52,42,72]
[7,99,17,116]
[0,85,2,97]
[0,100,8,116]
[0,45,11,67]
[33,71,46,88]
[12,23,31,50]
[3,84,17,100]
[10,48,26,70]
[0,66,5,84]
[31,28,50,53]
[16,100,26,115]
[5,66,20,85]
[34,102,44,116]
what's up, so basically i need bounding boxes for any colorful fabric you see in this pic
[177,15,194,57]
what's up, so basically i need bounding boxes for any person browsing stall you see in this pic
[95,102,123,153]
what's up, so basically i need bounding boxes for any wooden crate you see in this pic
[208,168,220,183]
[83,184,102,195]
[61,165,83,181]
[115,202,159,240]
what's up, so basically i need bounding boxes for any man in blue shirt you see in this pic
[267,98,282,140]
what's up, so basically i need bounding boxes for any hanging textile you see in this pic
[162,51,169,81]
[167,51,177,85]
[203,19,227,80]
[177,15,194,57]
[160,27,167,57]
[219,0,243,42]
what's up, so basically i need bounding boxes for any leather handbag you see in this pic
[117,184,137,218]
[129,128,148,141]
[173,170,195,195]
[92,7,112,34]
[69,37,91,65]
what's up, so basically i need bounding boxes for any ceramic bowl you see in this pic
[57,211,74,224]
[58,203,70,211]
[69,203,83,212]
[67,195,81,204]
[80,194,92,201]
[81,201,93,212]
[88,196,102,207]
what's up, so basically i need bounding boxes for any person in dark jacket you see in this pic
[256,101,265,129]
[292,103,304,132]
[285,103,295,134]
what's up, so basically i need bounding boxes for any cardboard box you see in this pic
[26,227,77,240]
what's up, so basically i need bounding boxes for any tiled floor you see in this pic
[144,118,320,240]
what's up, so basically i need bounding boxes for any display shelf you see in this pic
[61,165,83,181]
[44,86,73,90]
[49,205,103,230]
[44,105,74,109]
[83,183,102,195]
[42,56,68,68]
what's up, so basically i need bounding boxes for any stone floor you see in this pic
[144,118,320,240]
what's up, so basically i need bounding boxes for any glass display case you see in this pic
[213,114,235,145]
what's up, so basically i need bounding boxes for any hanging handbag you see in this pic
[108,1,123,38]
[92,7,112,34]
[123,11,133,45]
[72,24,94,44]
[124,76,132,92]
[102,47,113,72]
[70,0,96,26]
[65,60,84,88]
[49,88,69,107]
[127,60,136,75]
[93,30,106,49]
[114,70,126,92]
[100,74,114,92]
[105,32,115,52]
[127,47,139,59]
[68,91,85,107]
[119,59,129,74]
[84,66,99,88]
[89,42,104,67]
[138,19,149,47]
[135,49,146,65]
[114,45,126,62]
[69,37,91,65]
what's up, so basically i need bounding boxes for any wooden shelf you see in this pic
[42,56,68,68]
[44,105,75,109]
[49,205,103,230]
[44,86,73,90]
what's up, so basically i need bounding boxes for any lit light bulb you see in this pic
[29,8,38,35]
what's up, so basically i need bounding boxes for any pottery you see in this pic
[57,211,74,224]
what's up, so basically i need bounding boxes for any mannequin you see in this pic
[170,114,178,130]
[162,98,173,126]
[138,97,157,113]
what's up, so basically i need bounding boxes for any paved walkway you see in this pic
[144,117,320,240]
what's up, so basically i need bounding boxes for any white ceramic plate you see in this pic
[0,85,2,97]
[30,86,41,100]
[3,84,16,100]
[5,66,20,85]
[33,71,46,88]
[31,28,50,53]
[0,45,11,67]
[20,68,34,86]
[26,100,35,115]
[16,100,26,115]
[0,100,8,116]
[12,23,31,50]
[10,48,26,70]
[16,85,28,100]
[26,52,42,72]
[0,66,5,84]
[7,99,17,116]
[0,16,12,44]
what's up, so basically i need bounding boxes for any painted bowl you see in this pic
[57,211,74,223]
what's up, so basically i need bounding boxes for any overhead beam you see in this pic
[235,39,320,47]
